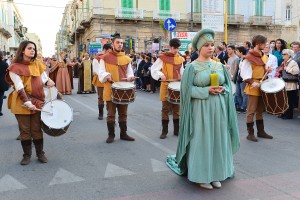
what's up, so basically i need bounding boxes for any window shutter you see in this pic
[193,0,202,13]
[228,0,235,15]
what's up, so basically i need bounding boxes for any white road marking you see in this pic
[66,95,174,154]
[0,174,27,193]
[151,158,169,172]
[49,168,85,186]
[104,163,135,178]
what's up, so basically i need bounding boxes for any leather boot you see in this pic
[98,105,104,120]
[20,140,32,165]
[173,119,179,136]
[256,120,273,139]
[246,122,257,142]
[33,139,48,163]
[119,121,135,141]
[160,120,169,139]
[106,121,115,143]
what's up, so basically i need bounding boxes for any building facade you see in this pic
[0,0,28,56]
[57,0,299,57]
[25,33,42,54]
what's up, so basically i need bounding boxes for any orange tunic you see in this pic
[244,50,267,96]
[6,60,46,114]
[102,51,132,101]
[158,52,184,101]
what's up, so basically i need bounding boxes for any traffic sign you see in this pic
[164,18,177,32]
[88,42,102,54]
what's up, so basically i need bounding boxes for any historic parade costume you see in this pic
[78,55,95,94]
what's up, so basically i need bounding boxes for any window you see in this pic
[193,0,201,13]
[286,5,291,21]
[228,0,235,15]
[254,0,264,16]
[159,0,170,11]
[122,0,133,8]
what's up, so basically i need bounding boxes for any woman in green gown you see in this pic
[166,29,240,190]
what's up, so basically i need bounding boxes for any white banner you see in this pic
[202,0,224,32]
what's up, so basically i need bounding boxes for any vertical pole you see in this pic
[190,0,194,31]
[224,0,228,44]
[75,8,77,58]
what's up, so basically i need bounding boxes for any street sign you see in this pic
[88,43,102,54]
[164,18,177,32]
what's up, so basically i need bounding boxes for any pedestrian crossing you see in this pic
[0,159,169,193]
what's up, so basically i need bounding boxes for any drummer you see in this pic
[240,35,273,142]
[151,38,184,139]
[6,40,55,165]
[98,33,135,143]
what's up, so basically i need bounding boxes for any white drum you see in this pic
[168,82,181,104]
[41,100,73,137]
[43,87,58,102]
[260,78,288,115]
[111,82,136,104]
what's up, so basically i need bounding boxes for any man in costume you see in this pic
[92,43,112,120]
[78,53,95,94]
[240,35,273,142]
[151,38,184,139]
[99,34,135,143]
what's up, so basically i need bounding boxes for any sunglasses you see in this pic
[282,54,288,55]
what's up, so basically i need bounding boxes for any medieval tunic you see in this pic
[98,51,134,123]
[56,61,72,95]
[6,60,48,141]
[67,63,74,89]
[6,60,47,114]
[92,54,105,106]
[49,59,59,84]
[151,52,184,121]
[240,50,268,123]
[78,59,94,93]
[166,60,240,184]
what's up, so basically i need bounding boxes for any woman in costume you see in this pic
[166,29,240,190]
[55,51,72,95]
[6,41,55,165]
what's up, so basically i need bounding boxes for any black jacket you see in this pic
[0,61,9,92]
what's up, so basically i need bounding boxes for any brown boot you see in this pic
[160,120,169,139]
[106,121,115,143]
[33,139,48,163]
[173,119,179,136]
[98,105,104,120]
[246,122,258,142]
[256,120,273,139]
[119,121,135,141]
[20,140,32,165]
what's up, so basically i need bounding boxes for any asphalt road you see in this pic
[0,78,300,200]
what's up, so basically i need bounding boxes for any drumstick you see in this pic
[49,87,53,108]
[22,105,53,115]
[160,79,179,82]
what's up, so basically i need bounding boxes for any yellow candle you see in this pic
[210,73,219,86]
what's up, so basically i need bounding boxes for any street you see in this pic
[0,78,300,200]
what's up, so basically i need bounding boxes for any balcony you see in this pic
[249,16,272,25]
[186,12,201,23]
[0,22,12,38]
[153,10,180,21]
[115,8,144,20]
[228,14,244,24]
[80,11,93,28]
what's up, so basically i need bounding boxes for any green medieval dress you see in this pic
[166,60,240,184]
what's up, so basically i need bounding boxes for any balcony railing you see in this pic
[115,8,144,20]
[186,12,201,22]
[153,10,180,21]
[0,22,12,38]
[249,16,272,25]
[228,14,244,24]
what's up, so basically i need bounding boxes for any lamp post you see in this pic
[74,6,78,58]
[190,0,194,31]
